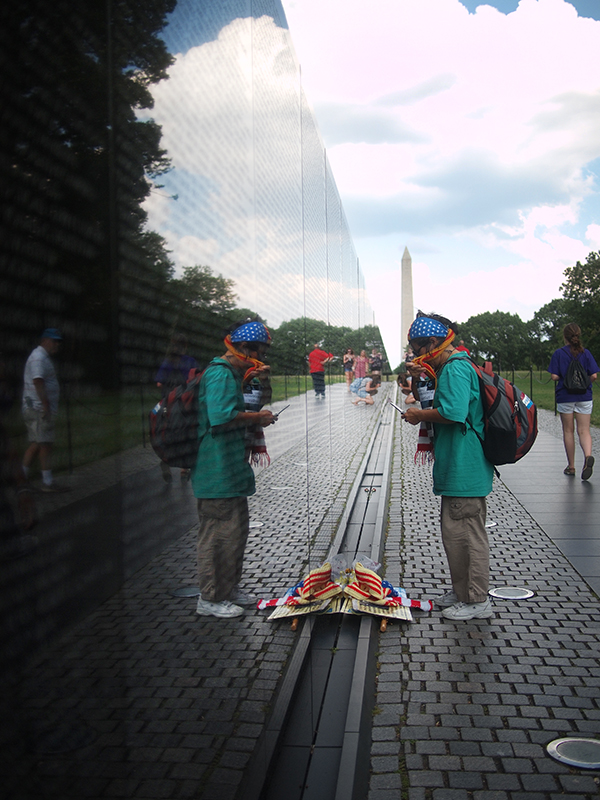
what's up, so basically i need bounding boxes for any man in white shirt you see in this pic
[22,329,69,492]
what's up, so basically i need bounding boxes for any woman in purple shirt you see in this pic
[548,323,598,480]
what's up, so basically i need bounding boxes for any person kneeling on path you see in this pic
[350,374,380,405]
[403,314,494,621]
[192,321,277,619]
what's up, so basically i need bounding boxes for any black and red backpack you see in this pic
[149,361,231,470]
[466,359,538,467]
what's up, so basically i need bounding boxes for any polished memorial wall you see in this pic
[148,0,371,332]
[0,0,379,684]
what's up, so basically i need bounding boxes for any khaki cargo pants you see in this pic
[440,496,489,604]
[196,497,249,603]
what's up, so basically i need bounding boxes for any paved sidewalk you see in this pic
[0,382,392,800]
[3,394,599,800]
[370,409,600,799]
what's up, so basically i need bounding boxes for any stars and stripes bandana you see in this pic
[230,321,271,343]
[408,316,449,340]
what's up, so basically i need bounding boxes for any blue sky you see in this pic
[282,0,600,363]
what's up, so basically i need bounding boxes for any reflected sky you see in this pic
[146,0,373,330]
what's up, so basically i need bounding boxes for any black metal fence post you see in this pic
[530,367,533,401]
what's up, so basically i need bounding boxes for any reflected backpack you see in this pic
[442,355,538,467]
[563,354,590,394]
[149,361,231,469]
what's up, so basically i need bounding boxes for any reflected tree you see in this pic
[1,0,176,386]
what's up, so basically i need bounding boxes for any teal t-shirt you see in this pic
[191,358,255,499]
[432,354,494,498]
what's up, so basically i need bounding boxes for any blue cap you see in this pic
[41,328,63,341]
[230,321,271,343]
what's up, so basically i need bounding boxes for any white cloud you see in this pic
[585,223,600,250]
[282,0,600,365]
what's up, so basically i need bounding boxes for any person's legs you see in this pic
[197,497,249,603]
[22,442,40,471]
[311,371,325,396]
[440,496,489,603]
[559,412,576,469]
[574,411,592,459]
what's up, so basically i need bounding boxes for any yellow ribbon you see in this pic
[411,328,455,383]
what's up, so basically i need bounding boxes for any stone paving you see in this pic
[369,409,600,800]
[1,382,392,800]
[3,391,600,799]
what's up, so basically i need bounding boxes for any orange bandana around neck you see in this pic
[224,335,265,383]
[411,329,455,383]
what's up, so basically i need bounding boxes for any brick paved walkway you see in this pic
[1,382,392,800]
[369,409,600,800]
[3,392,600,800]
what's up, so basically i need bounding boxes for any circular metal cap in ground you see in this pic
[171,586,201,597]
[546,738,600,769]
[488,587,535,599]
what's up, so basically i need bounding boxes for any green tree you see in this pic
[267,318,387,375]
[528,298,573,367]
[460,311,530,370]
[169,266,238,314]
[560,251,600,354]
[1,0,177,386]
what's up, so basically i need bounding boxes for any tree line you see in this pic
[161,266,388,376]
[410,251,600,372]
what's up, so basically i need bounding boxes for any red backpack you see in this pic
[467,359,538,466]
[149,361,231,470]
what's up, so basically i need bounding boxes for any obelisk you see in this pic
[400,247,414,353]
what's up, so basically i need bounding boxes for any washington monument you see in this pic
[400,247,414,354]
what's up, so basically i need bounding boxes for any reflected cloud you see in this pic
[146,13,373,328]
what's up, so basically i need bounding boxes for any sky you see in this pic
[280,0,600,365]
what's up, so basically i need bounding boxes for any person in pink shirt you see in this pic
[354,350,369,379]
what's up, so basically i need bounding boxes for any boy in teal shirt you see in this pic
[404,314,494,621]
[192,321,276,619]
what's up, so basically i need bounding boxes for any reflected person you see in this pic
[192,321,276,619]
[21,329,69,492]
[308,344,334,398]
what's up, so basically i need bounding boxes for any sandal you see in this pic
[563,467,576,476]
[582,456,595,481]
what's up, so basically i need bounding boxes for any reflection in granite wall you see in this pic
[0,0,378,684]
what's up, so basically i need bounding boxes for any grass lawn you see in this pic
[503,370,600,428]
[8,373,354,474]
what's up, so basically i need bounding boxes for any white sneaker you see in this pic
[229,587,255,606]
[196,598,244,618]
[442,599,493,620]
[436,590,459,608]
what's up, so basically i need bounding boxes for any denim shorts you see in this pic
[557,400,593,415]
